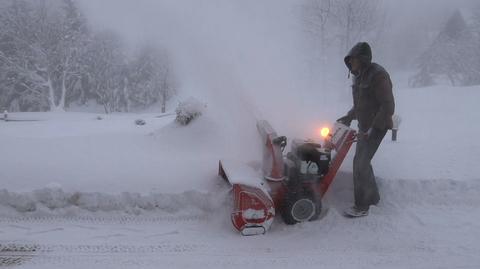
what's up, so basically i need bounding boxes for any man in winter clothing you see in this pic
[337,42,395,218]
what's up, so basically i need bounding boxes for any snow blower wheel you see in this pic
[281,192,321,225]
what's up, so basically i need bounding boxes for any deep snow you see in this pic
[1,85,480,268]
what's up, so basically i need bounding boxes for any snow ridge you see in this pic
[1,177,478,218]
[0,187,230,217]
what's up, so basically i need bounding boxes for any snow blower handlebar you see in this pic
[319,123,357,195]
[323,123,356,150]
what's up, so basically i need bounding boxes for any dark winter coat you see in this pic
[344,42,395,132]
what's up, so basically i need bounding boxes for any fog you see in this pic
[77,0,479,138]
[79,1,305,137]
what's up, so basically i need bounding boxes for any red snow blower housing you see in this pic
[218,120,356,236]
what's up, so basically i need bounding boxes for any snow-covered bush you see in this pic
[33,186,70,210]
[135,119,146,126]
[0,189,36,212]
[175,97,206,125]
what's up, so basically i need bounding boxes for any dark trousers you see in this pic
[353,128,387,209]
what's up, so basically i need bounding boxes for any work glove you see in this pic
[336,115,352,127]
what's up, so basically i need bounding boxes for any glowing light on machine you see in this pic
[320,127,330,138]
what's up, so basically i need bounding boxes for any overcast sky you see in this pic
[78,0,478,44]
[77,0,479,70]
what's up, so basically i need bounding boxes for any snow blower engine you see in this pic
[219,120,356,235]
[279,139,331,224]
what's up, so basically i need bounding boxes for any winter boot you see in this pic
[343,205,369,218]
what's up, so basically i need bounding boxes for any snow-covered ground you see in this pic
[1,85,480,268]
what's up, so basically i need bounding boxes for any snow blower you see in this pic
[218,120,356,236]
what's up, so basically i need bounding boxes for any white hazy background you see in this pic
[78,0,478,139]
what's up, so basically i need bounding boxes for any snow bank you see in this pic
[2,175,478,218]
[0,186,229,217]
[378,178,480,207]
[329,172,480,208]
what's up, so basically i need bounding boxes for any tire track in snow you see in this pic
[0,243,202,254]
[2,244,479,269]
[0,214,209,225]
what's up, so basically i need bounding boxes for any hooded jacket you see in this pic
[344,42,395,131]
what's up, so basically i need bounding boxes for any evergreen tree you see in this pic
[410,10,480,87]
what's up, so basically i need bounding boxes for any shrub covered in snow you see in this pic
[0,189,36,212]
[135,119,146,126]
[175,97,206,125]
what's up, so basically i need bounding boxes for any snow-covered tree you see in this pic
[330,0,383,52]
[472,7,480,47]
[0,1,50,111]
[128,46,176,113]
[300,0,385,87]
[84,31,126,113]
[302,0,332,63]
[0,0,90,111]
[410,10,480,87]
[60,0,91,107]
[301,0,333,84]
[0,0,177,112]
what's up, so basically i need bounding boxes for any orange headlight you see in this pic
[320,127,330,138]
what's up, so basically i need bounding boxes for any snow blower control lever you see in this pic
[272,136,287,151]
[219,121,356,235]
